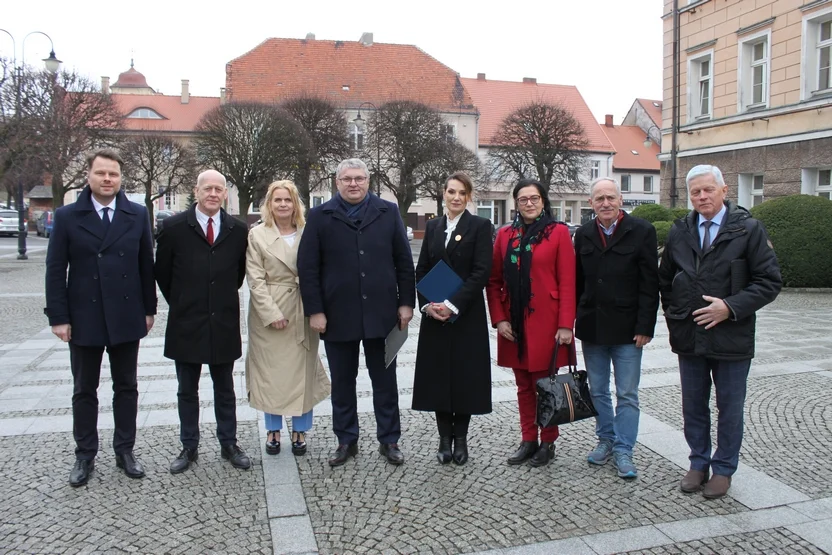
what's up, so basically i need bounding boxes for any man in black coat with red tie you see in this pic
[45,149,157,487]
[154,169,250,473]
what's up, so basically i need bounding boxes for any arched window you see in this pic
[127,108,164,119]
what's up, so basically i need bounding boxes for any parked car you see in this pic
[155,210,176,236]
[0,209,23,237]
[406,226,414,241]
[36,211,54,237]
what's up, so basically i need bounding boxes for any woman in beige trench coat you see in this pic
[246,180,330,456]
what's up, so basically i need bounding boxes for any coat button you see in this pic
[211,312,215,316]
[124,295,129,300]
[92,299,97,303]
[93,275,99,280]
[598,279,603,283]
[97,253,103,258]
[362,294,367,300]
[359,250,364,255]
[123,274,127,278]
[361,272,366,277]
[119,251,124,257]
[211,281,215,285]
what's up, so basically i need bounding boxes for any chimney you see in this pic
[359,32,373,46]
[477,73,486,80]
[101,76,110,94]
[220,87,227,105]
[181,79,190,104]
[604,114,614,127]
[305,32,315,40]
[522,77,536,84]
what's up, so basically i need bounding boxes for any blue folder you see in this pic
[416,260,464,322]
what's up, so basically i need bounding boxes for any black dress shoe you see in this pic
[436,436,452,464]
[221,444,252,470]
[291,431,307,456]
[69,459,94,487]
[170,448,198,474]
[265,431,281,456]
[328,442,358,467]
[115,451,145,479]
[529,442,556,467]
[452,436,468,466]
[379,443,404,465]
[507,441,539,465]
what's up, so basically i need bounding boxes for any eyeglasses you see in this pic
[339,176,368,185]
[516,195,542,206]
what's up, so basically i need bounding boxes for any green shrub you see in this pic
[671,207,690,220]
[632,204,673,223]
[653,221,673,248]
[750,194,832,288]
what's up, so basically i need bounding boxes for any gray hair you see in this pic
[589,177,621,198]
[686,165,724,187]
[196,169,227,188]
[336,158,369,180]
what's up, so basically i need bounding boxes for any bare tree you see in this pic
[367,100,446,219]
[280,96,351,210]
[121,135,197,229]
[488,101,589,196]
[195,102,312,217]
[416,139,482,217]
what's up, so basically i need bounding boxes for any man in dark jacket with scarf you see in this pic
[298,158,415,467]
[659,164,781,499]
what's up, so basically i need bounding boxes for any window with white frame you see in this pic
[818,169,832,200]
[644,175,654,193]
[752,174,764,206]
[590,160,600,180]
[312,196,324,207]
[350,123,364,150]
[688,51,713,121]
[477,200,495,222]
[739,33,770,110]
[803,12,832,98]
[621,175,631,193]
[165,189,174,209]
[441,124,456,142]
[128,108,163,119]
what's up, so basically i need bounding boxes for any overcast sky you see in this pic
[3,0,663,123]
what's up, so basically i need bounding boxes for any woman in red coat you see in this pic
[486,178,576,467]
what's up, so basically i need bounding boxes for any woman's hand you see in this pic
[426,304,450,322]
[270,318,289,330]
[496,321,515,342]
[556,328,573,345]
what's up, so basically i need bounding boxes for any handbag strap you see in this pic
[549,340,579,379]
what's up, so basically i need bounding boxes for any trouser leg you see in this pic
[70,343,105,460]
[107,340,140,455]
[175,361,202,449]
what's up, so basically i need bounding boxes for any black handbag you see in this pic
[535,342,598,427]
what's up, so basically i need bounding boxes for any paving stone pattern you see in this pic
[623,527,826,555]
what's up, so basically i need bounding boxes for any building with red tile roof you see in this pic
[623,98,663,147]
[600,115,661,210]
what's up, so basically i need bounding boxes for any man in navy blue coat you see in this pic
[45,149,157,487]
[298,158,415,467]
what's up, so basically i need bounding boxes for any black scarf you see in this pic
[502,211,557,360]
[336,192,371,225]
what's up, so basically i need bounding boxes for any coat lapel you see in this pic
[601,213,632,251]
[75,188,104,241]
[99,191,138,252]
[211,210,237,248]
[186,206,208,243]
[358,195,385,230]
[263,224,299,274]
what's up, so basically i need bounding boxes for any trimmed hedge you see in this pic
[653,221,673,247]
[750,194,832,288]
[631,204,673,223]
[671,207,690,220]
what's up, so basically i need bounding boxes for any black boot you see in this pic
[437,436,452,464]
[529,442,556,467]
[452,436,468,465]
[507,441,539,465]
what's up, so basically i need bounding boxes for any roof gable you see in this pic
[600,124,660,172]
[112,94,220,133]
[636,98,662,127]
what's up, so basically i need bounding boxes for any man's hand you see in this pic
[556,328,573,345]
[426,303,450,322]
[310,313,327,334]
[270,318,289,330]
[634,334,652,348]
[398,306,413,330]
[693,295,730,329]
[496,321,515,342]
[52,324,71,343]
[146,316,155,333]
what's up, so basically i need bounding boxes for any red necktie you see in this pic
[207,217,214,245]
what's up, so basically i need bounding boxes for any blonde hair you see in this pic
[259,180,306,229]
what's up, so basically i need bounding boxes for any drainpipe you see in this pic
[670,0,680,208]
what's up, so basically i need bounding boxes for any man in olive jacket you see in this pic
[575,177,659,480]
[659,164,781,499]
[155,170,250,473]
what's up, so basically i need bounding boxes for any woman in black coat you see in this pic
[412,172,493,465]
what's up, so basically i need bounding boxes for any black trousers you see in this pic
[435,412,471,438]
[69,341,140,460]
[175,361,237,449]
[324,339,401,445]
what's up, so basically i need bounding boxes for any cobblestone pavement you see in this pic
[1,240,831,554]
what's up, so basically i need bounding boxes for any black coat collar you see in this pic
[186,204,236,246]
[581,210,633,251]
[321,193,387,229]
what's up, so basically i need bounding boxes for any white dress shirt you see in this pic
[91,196,116,222]
[444,212,462,247]
[195,207,221,238]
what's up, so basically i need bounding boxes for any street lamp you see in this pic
[642,124,662,149]
[353,102,382,196]
[0,29,62,260]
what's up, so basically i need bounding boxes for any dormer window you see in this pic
[127,107,164,119]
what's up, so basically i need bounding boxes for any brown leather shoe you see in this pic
[680,469,709,493]
[702,474,732,499]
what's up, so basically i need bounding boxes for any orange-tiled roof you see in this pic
[226,38,476,112]
[600,124,660,172]
[460,77,614,153]
[112,66,152,90]
[637,98,662,127]
[113,94,220,133]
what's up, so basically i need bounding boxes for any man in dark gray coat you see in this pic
[659,164,781,499]
[298,158,415,467]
